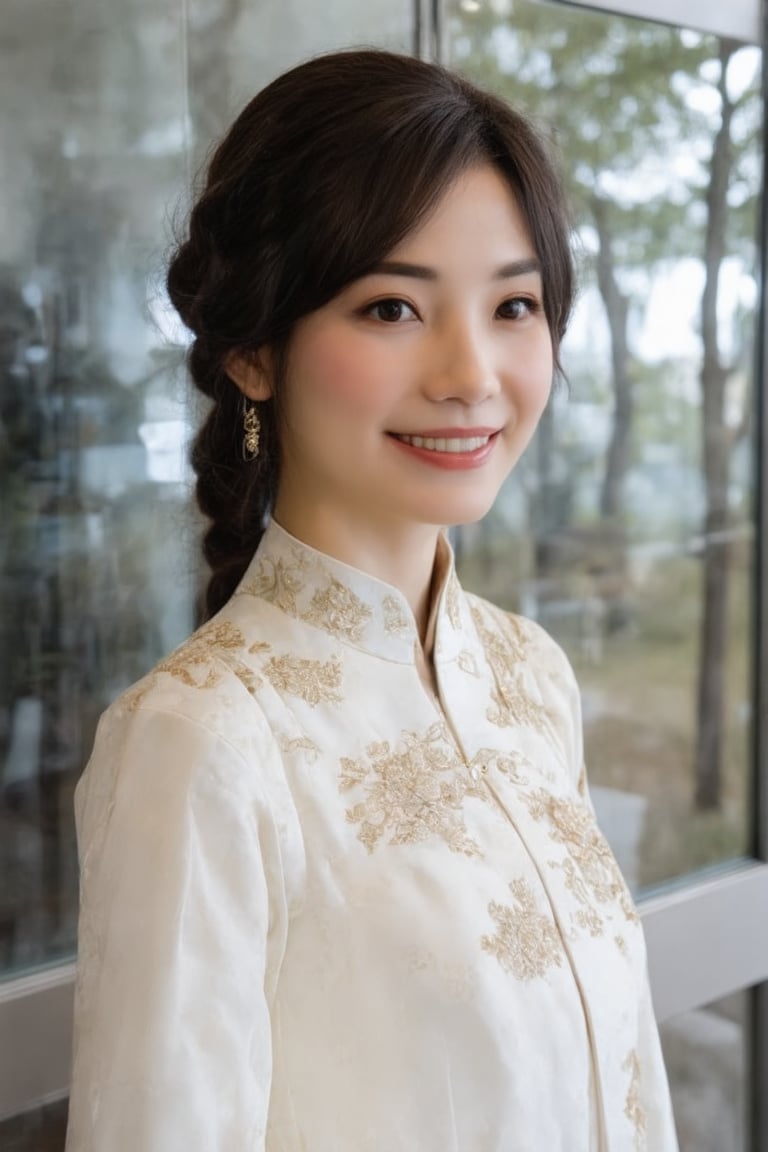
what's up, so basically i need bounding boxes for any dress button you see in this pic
[470,767,480,781]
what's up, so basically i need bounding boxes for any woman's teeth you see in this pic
[395,434,490,453]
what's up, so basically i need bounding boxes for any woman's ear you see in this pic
[224,349,275,401]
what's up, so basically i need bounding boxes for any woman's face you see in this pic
[261,164,554,550]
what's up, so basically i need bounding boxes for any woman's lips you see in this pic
[388,429,500,470]
[393,433,491,453]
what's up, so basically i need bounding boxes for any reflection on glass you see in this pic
[0,1097,68,1152]
[448,0,761,891]
[659,992,748,1150]
[0,0,413,982]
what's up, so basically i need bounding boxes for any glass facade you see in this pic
[0,0,412,984]
[447,0,762,893]
[660,991,748,1150]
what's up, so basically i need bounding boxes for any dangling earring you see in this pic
[242,399,261,461]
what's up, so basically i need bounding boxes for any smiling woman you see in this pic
[65,48,680,1152]
[224,165,553,593]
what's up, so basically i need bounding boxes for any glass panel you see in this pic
[446,0,761,891]
[659,992,748,1151]
[0,0,414,982]
[0,1098,68,1152]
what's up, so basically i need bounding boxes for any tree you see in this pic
[694,40,744,808]
[451,4,761,808]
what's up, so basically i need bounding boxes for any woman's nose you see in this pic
[424,320,500,405]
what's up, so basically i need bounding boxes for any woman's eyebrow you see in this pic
[494,258,541,280]
[366,258,542,281]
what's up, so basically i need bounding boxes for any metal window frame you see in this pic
[548,0,759,43]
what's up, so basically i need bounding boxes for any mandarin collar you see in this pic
[235,519,472,664]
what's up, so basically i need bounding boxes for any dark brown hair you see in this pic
[166,48,575,618]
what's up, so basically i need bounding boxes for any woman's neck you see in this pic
[271,506,442,648]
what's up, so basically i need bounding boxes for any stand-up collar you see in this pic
[235,519,472,665]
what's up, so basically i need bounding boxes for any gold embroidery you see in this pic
[526,789,640,927]
[471,602,529,665]
[264,653,343,707]
[383,595,411,634]
[444,572,462,630]
[487,681,552,732]
[231,663,263,696]
[457,650,480,677]
[277,733,321,760]
[471,605,552,735]
[486,749,529,784]
[340,723,486,855]
[623,1049,647,1149]
[123,621,255,711]
[482,878,564,980]
[244,555,308,615]
[304,578,373,642]
[575,906,604,937]
[577,760,588,799]
[615,934,629,958]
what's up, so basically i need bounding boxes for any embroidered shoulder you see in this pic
[263,652,343,707]
[120,620,259,712]
[469,600,554,736]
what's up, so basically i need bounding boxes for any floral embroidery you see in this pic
[244,554,308,615]
[303,578,373,643]
[470,605,552,735]
[471,602,529,665]
[339,723,486,855]
[488,749,530,784]
[457,650,480,677]
[383,595,411,635]
[123,621,257,711]
[277,733,321,760]
[482,878,564,980]
[264,653,343,707]
[487,679,552,733]
[525,789,640,927]
[577,760,589,799]
[623,1049,647,1148]
[444,572,462,630]
[575,906,604,938]
[615,934,629,958]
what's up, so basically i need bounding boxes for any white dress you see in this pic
[65,519,679,1152]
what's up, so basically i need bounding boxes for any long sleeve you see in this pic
[65,701,281,1152]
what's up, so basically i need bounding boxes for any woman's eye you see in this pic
[497,297,539,320]
[365,298,416,323]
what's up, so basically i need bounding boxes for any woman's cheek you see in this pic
[298,329,393,411]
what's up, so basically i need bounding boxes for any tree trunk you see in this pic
[694,42,737,810]
[592,195,633,522]
[533,398,559,579]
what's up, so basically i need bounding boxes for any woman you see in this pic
[66,49,679,1152]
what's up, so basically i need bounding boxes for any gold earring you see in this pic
[242,400,261,461]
